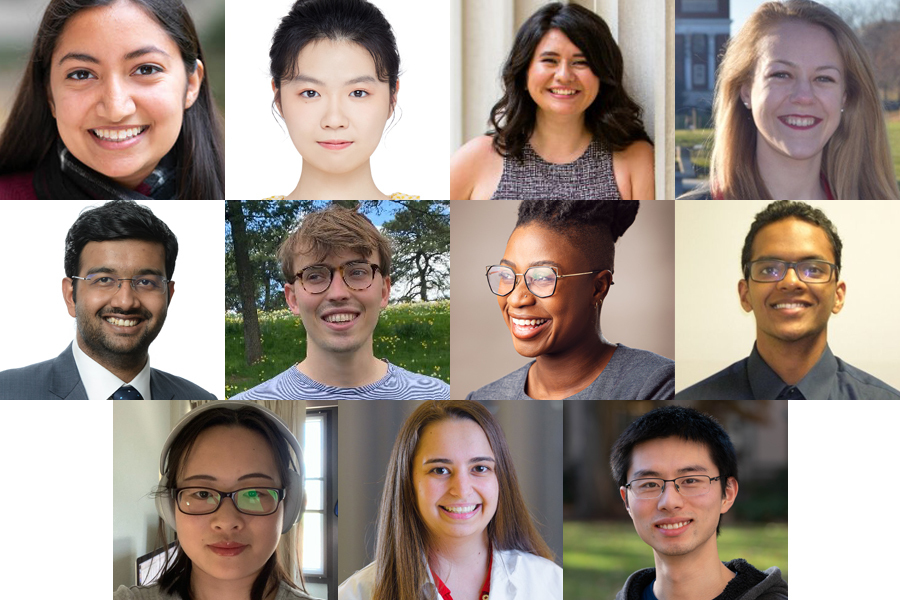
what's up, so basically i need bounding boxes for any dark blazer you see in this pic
[0,344,217,400]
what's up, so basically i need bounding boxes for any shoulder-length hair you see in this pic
[489,2,650,160]
[155,406,303,600]
[373,401,553,600]
[0,0,224,200]
[710,0,899,199]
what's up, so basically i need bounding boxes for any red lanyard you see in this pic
[430,551,493,600]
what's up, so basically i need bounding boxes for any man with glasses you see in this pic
[611,405,788,600]
[0,200,215,400]
[233,205,449,399]
[677,200,900,400]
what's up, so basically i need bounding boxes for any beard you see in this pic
[76,304,167,371]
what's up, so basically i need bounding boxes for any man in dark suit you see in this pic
[0,200,215,400]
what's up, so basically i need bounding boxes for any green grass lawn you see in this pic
[564,521,788,600]
[225,300,450,397]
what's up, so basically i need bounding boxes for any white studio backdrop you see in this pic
[0,200,225,398]
[225,0,452,200]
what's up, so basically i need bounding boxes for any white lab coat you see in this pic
[338,548,562,600]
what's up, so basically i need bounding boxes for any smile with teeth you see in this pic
[657,520,691,530]
[511,317,548,327]
[772,302,810,309]
[549,88,578,95]
[323,313,357,323]
[106,316,140,327]
[780,116,819,127]
[441,504,478,514]
[91,126,148,142]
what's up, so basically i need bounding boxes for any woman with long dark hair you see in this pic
[0,0,224,200]
[115,401,318,600]
[339,400,561,600]
[450,2,653,200]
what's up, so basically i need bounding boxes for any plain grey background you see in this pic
[337,400,563,584]
[449,200,676,400]
[675,200,900,393]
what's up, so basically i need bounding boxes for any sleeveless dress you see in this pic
[262,192,420,200]
[490,138,621,200]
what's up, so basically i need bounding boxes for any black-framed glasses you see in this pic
[745,260,837,284]
[293,262,381,294]
[485,265,611,298]
[625,475,722,500]
[175,487,285,516]
[70,273,170,295]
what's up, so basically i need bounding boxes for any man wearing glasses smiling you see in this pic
[611,405,788,600]
[233,205,448,400]
[677,200,900,400]
[0,200,215,400]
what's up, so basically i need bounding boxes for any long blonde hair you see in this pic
[373,401,553,600]
[710,0,899,199]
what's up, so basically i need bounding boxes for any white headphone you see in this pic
[155,401,304,535]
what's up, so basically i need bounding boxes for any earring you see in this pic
[744,102,750,109]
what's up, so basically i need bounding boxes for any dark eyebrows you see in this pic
[84,266,165,276]
[539,51,585,58]
[754,254,829,262]
[58,46,171,66]
[631,465,709,479]
[291,74,378,86]
[498,259,563,270]
[181,472,278,483]
[58,52,99,66]
[124,45,171,61]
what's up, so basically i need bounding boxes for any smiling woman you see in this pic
[681,0,899,200]
[338,400,562,600]
[0,0,223,200]
[450,2,654,200]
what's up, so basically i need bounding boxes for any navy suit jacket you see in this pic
[0,344,217,400]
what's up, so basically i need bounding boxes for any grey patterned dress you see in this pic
[490,138,622,200]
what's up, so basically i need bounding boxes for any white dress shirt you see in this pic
[71,340,152,400]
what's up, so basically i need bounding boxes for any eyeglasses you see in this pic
[485,265,611,299]
[70,273,170,295]
[745,260,837,284]
[294,262,381,294]
[625,475,722,500]
[175,487,285,516]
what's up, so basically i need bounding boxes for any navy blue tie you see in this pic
[110,385,144,400]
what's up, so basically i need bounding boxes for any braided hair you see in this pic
[514,200,638,271]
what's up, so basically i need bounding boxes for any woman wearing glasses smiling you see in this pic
[115,401,319,600]
[467,200,673,400]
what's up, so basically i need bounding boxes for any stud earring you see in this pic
[743,102,750,109]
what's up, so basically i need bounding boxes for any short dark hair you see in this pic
[515,199,638,271]
[64,200,178,282]
[741,200,843,279]
[489,2,651,160]
[609,405,737,535]
[270,0,401,115]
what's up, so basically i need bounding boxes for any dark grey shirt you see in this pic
[676,343,900,400]
[466,344,674,400]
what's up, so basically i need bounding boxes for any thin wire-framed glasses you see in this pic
[625,475,722,500]
[70,273,170,295]
[485,265,611,298]
[175,487,285,516]
[745,260,837,283]
[294,262,381,294]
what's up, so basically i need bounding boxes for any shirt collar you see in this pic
[71,340,152,400]
[748,342,838,400]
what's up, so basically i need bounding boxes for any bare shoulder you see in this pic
[450,135,503,200]
[612,140,655,200]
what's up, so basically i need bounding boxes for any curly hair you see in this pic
[515,199,639,271]
[489,2,651,160]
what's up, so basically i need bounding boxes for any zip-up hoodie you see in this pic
[615,558,788,600]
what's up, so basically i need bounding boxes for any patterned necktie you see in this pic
[110,385,144,400]
[776,386,805,400]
